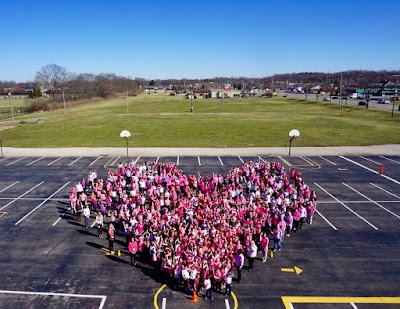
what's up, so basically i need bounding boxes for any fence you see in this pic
[0,107,31,121]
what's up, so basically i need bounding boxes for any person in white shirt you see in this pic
[203,276,213,301]
[225,271,234,296]
[189,266,197,291]
[83,205,90,228]
[181,264,190,291]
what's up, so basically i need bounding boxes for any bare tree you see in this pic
[35,64,68,96]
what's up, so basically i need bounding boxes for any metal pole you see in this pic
[339,73,343,111]
[392,77,398,117]
[9,93,14,125]
[220,80,223,112]
[126,89,128,114]
[62,90,66,115]
[289,136,294,156]
[190,87,193,112]
[0,137,3,157]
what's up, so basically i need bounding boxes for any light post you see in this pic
[288,129,300,156]
[120,130,131,157]
[190,86,193,112]
[62,90,67,115]
[126,89,129,114]
[8,91,14,125]
[220,80,224,112]
[392,75,400,117]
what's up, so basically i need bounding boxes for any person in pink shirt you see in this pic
[260,232,269,263]
[306,202,316,225]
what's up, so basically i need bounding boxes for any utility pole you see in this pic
[8,91,14,125]
[392,75,400,117]
[126,89,129,114]
[339,73,343,111]
[62,90,67,115]
[220,80,224,112]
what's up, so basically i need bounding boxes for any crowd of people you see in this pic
[69,159,317,299]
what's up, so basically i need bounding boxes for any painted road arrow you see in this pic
[281,266,303,275]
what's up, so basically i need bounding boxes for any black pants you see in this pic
[130,253,136,265]
[248,257,255,270]
[108,238,114,251]
[236,266,242,282]
[225,283,232,295]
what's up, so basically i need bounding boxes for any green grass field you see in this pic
[0,93,399,148]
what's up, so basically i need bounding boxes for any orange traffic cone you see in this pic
[190,290,198,303]
[379,164,384,175]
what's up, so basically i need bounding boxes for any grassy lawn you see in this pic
[0,93,399,148]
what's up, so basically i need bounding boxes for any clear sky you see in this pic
[1,0,399,82]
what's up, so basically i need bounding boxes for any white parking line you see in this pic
[315,209,338,230]
[340,156,400,185]
[0,197,69,201]
[0,290,107,309]
[343,182,400,219]
[0,181,19,193]
[198,156,201,166]
[0,157,8,162]
[52,208,71,226]
[15,181,70,225]
[319,156,337,166]
[47,156,64,166]
[176,156,179,166]
[0,181,44,211]
[162,298,166,309]
[359,156,381,165]
[155,156,160,164]
[68,156,82,166]
[300,156,314,166]
[89,156,102,166]
[314,182,379,230]
[288,302,295,309]
[318,200,399,204]
[225,298,230,309]
[110,156,120,166]
[380,156,400,164]
[351,303,358,309]
[238,156,244,163]
[218,156,224,165]
[369,183,400,200]
[27,156,45,166]
[6,157,27,166]
[258,156,265,163]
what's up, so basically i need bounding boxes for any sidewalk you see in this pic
[2,144,400,157]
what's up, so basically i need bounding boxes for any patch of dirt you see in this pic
[0,126,16,132]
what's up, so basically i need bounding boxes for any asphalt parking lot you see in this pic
[0,154,399,309]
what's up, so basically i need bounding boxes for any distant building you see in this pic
[0,87,32,99]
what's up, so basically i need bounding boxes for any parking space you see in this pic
[0,154,399,308]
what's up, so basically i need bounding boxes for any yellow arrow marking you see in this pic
[0,212,7,218]
[281,266,303,275]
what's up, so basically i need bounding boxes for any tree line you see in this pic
[2,64,399,101]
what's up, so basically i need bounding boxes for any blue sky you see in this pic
[1,0,399,82]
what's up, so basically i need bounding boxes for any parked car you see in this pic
[358,101,367,106]
[331,96,338,99]
[323,97,331,101]
[378,99,390,104]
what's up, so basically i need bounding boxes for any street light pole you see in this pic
[62,90,67,115]
[8,91,14,125]
[190,87,193,112]
[392,75,400,117]
[126,89,129,114]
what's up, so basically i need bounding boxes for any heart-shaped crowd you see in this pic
[71,160,317,295]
